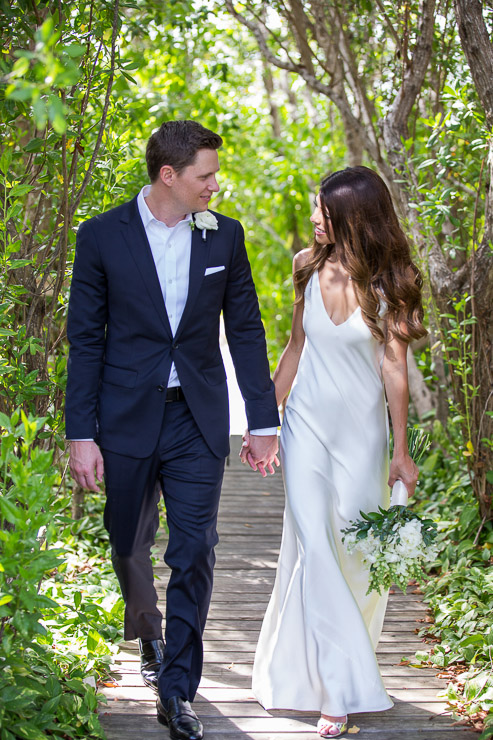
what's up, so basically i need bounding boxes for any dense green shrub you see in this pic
[410,422,493,737]
[0,412,123,739]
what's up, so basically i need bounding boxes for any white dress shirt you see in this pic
[137,185,192,388]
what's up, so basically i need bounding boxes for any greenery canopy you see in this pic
[0,0,492,737]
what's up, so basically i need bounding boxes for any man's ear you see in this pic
[159,165,176,186]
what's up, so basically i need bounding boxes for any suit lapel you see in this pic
[175,223,211,339]
[120,197,173,338]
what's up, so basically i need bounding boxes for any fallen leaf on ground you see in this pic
[348,726,360,734]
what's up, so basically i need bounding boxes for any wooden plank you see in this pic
[111,661,446,681]
[110,651,429,669]
[99,713,469,735]
[100,700,457,718]
[106,669,446,691]
[100,684,451,703]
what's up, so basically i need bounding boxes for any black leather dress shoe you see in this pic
[138,638,165,692]
[156,696,204,740]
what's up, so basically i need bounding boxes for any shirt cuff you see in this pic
[249,427,278,436]
[68,439,95,442]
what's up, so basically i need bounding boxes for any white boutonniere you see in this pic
[192,211,218,241]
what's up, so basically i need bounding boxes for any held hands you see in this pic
[240,431,280,477]
[69,440,104,491]
[388,452,419,497]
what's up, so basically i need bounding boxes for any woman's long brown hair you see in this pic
[294,166,426,343]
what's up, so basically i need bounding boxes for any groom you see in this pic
[65,120,279,740]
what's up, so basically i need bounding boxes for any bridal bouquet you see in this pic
[341,429,438,595]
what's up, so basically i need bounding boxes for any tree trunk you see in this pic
[451,0,493,519]
[71,485,85,521]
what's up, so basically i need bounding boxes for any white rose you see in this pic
[194,211,218,230]
[398,520,423,550]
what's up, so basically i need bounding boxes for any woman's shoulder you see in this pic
[293,247,312,270]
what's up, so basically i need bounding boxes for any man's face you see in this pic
[170,148,220,214]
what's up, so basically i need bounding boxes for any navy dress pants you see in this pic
[101,396,225,702]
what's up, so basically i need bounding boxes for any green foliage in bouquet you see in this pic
[389,426,431,464]
[342,506,438,595]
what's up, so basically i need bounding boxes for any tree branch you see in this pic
[284,0,315,76]
[70,0,120,219]
[224,0,386,169]
[385,0,436,143]
[374,0,401,47]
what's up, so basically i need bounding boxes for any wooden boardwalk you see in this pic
[100,437,472,739]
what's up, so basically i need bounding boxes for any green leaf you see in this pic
[1,684,42,705]
[0,411,12,429]
[9,183,33,197]
[0,497,19,525]
[422,452,440,472]
[0,149,13,174]
[10,721,47,740]
[121,71,138,84]
[23,138,45,153]
[87,628,103,652]
[62,43,87,58]
[8,259,33,269]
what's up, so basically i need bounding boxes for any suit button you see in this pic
[157,385,165,392]
[172,343,179,350]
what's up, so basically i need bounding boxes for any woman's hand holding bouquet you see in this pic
[341,429,438,595]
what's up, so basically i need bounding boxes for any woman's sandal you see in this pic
[316,716,348,738]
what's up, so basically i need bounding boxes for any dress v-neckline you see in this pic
[315,269,360,328]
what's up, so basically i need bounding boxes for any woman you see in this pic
[250,167,427,737]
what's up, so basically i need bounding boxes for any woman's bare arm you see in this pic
[382,330,419,495]
[272,251,309,405]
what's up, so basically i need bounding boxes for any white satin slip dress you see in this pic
[252,270,394,716]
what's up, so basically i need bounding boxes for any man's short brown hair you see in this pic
[146,120,223,182]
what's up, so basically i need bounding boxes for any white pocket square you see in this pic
[204,265,225,276]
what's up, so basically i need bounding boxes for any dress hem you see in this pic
[254,696,394,715]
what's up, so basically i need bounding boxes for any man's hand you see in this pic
[240,432,279,477]
[69,440,104,491]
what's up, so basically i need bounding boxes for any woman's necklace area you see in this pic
[325,256,352,281]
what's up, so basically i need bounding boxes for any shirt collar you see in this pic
[137,185,192,229]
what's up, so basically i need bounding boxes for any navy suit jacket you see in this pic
[65,196,280,459]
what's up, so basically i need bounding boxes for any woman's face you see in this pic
[310,194,335,245]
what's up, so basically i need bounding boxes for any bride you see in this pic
[245,166,427,737]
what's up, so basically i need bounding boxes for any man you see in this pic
[66,120,279,740]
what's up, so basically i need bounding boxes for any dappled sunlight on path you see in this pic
[99,437,472,739]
